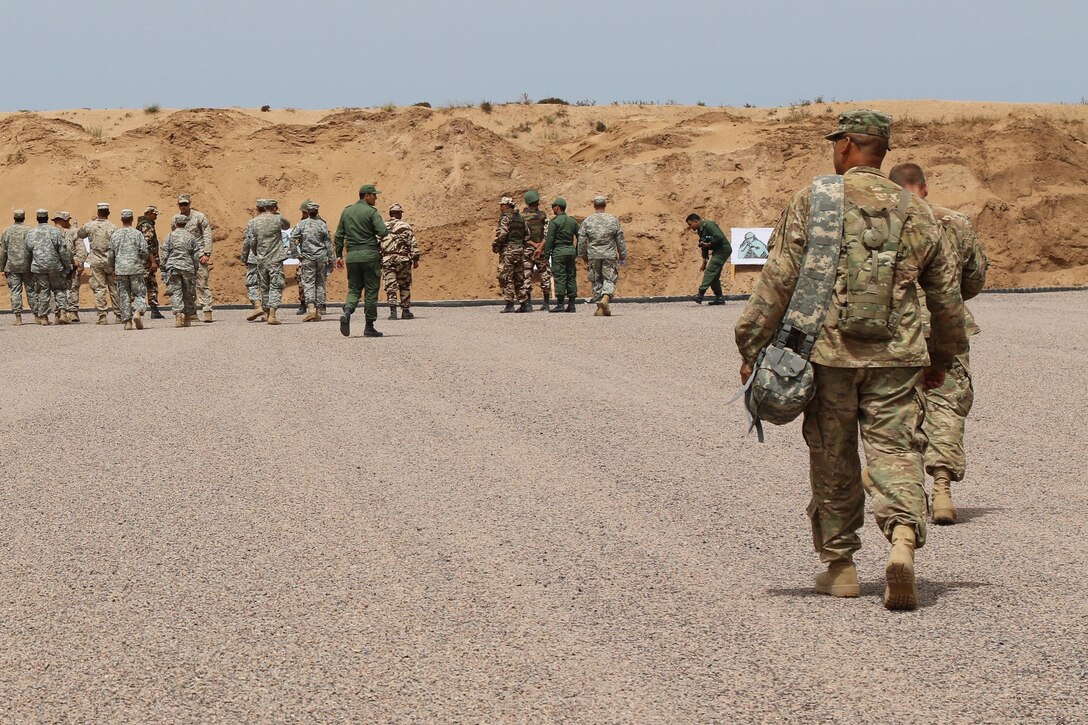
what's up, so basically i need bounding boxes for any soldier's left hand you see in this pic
[740,361,753,384]
[199,255,210,266]
[922,366,946,391]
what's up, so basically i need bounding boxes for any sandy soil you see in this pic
[2,100,1088,308]
[0,293,1085,722]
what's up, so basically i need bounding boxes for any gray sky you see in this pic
[1,0,1083,111]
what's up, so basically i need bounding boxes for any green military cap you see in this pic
[359,184,381,196]
[551,197,567,209]
[524,190,540,204]
[825,109,893,142]
[300,199,311,212]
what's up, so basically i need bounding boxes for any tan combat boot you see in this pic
[97,312,108,325]
[123,320,133,331]
[246,300,265,321]
[815,561,860,598]
[134,311,144,330]
[175,313,185,328]
[13,313,22,326]
[594,298,605,316]
[203,310,213,323]
[314,306,322,321]
[931,468,957,525]
[57,311,70,325]
[267,308,281,325]
[884,525,918,611]
[600,294,612,317]
[70,311,80,323]
[303,304,318,322]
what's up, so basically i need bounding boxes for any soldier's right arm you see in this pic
[77,221,91,239]
[959,220,988,301]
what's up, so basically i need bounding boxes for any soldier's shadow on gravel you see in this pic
[766,579,992,609]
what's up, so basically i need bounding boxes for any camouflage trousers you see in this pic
[922,351,974,481]
[166,270,197,315]
[299,260,329,308]
[195,260,212,312]
[587,259,619,302]
[382,260,414,308]
[143,266,159,307]
[68,268,82,311]
[116,274,148,322]
[31,272,68,318]
[88,265,119,313]
[245,263,260,302]
[257,263,285,310]
[530,253,552,298]
[802,364,928,564]
[6,271,37,314]
[498,245,531,304]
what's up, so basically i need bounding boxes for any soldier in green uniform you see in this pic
[544,198,579,313]
[687,214,730,305]
[335,184,388,338]
[522,190,552,311]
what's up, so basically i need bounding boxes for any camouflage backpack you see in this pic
[743,175,844,441]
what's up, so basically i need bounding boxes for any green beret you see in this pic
[524,190,540,204]
[551,198,567,209]
[825,109,892,143]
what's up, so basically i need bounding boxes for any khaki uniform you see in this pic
[735,166,967,564]
[185,209,214,312]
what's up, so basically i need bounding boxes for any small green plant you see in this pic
[543,114,556,125]
[697,101,706,107]
[513,121,533,133]
[381,102,396,112]
[743,103,755,108]
[413,101,432,108]
[88,126,103,139]
[261,105,271,112]
[814,95,824,104]
[767,108,778,117]
[595,120,607,133]
[574,98,596,107]
[537,97,569,105]
[519,93,532,105]
[143,103,161,114]
[480,100,493,113]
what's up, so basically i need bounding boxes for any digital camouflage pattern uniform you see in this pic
[242,211,288,310]
[0,220,35,315]
[137,214,160,309]
[185,208,214,313]
[545,208,580,300]
[242,212,262,303]
[522,205,552,300]
[735,165,967,565]
[25,222,72,318]
[494,208,531,304]
[291,216,334,309]
[77,216,119,316]
[578,211,627,302]
[160,226,201,316]
[916,205,988,482]
[60,219,85,314]
[109,227,150,322]
[381,217,421,310]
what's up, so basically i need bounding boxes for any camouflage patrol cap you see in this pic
[52,211,71,221]
[97,202,110,211]
[36,208,48,217]
[307,202,320,212]
[524,190,540,204]
[592,195,607,205]
[552,197,567,209]
[358,184,381,196]
[173,214,189,225]
[825,110,893,142]
[120,209,134,219]
[256,198,268,209]
[500,196,515,207]
[389,203,403,213]
[177,194,191,204]
[13,209,25,217]
[145,205,159,214]
[266,199,278,207]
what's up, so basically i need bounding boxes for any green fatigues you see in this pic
[335,201,388,322]
[697,220,730,296]
[545,212,579,298]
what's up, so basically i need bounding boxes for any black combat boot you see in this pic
[501,302,515,313]
[541,293,551,312]
[525,294,533,312]
[339,309,352,337]
[709,296,726,306]
[693,292,705,305]
[516,299,530,313]
[564,296,576,312]
[401,308,414,320]
[389,305,399,320]
[296,301,306,315]
[364,320,383,337]
[149,305,165,319]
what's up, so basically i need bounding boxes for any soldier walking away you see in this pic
[241,199,268,318]
[52,211,84,322]
[241,199,288,325]
[578,195,627,317]
[688,214,730,305]
[177,194,214,322]
[381,203,421,320]
[545,198,579,312]
[160,215,201,327]
[294,200,312,315]
[77,202,119,324]
[109,210,150,330]
[493,196,531,313]
[25,209,73,325]
[335,184,388,338]
[734,110,968,611]
[522,190,553,311]
[290,202,334,322]
[889,162,989,525]
[1,209,34,325]
[137,206,164,319]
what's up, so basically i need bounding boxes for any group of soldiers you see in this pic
[735,110,988,610]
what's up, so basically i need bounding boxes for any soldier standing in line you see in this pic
[109,210,150,330]
[0,209,34,325]
[889,162,989,525]
[24,209,72,325]
[687,214,730,305]
[522,190,552,311]
[241,198,288,325]
[137,206,165,319]
[52,212,84,322]
[578,195,626,317]
[381,203,421,320]
[492,197,530,313]
[734,111,967,610]
[241,199,267,319]
[291,202,334,322]
[160,215,201,327]
[77,202,119,324]
[545,198,579,313]
[335,184,388,338]
[294,199,312,315]
[176,194,214,322]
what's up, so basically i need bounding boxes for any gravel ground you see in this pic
[1,294,1086,724]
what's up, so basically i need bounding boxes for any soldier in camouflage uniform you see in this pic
[294,200,312,315]
[51,212,84,322]
[0,209,35,325]
[242,199,267,317]
[734,111,968,611]
[77,202,120,324]
[381,203,421,320]
[578,195,627,317]
[24,209,72,325]
[109,210,150,330]
[290,202,334,322]
[241,199,288,325]
[522,190,553,311]
[889,162,989,526]
[493,196,532,313]
[137,206,164,319]
[160,215,201,327]
[177,194,214,322]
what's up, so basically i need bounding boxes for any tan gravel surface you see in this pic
[1,294,1086,723]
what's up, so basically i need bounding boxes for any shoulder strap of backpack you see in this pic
[774,174,845,359]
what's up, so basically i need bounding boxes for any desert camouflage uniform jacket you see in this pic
[735,166,967,369]
[137,215,159,268]
[77,218,118,268]
[0,222,31,272]
[577,212,627,260]
[241,212,288,265]
[109,227,150,276]
[290,218,334,262]
[380,218,420,264]
[161,229,202,273]
[62,224,86,271]
[24,224,72,273]
[916,204,988,338]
